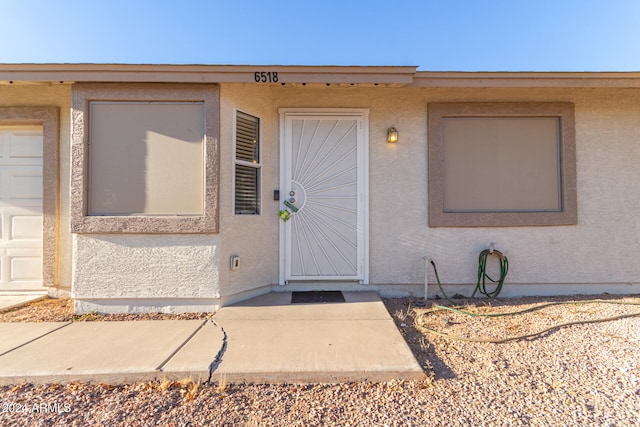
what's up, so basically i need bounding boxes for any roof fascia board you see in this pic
[3,65,640,88]
[0,64,417,85]
[413,72,640,88]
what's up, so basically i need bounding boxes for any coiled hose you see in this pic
[429,248,508,302]
[423,255,640,342]
[472,249,508,298]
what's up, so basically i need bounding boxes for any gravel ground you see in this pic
[0,298,211,322]
[1,295,639,426]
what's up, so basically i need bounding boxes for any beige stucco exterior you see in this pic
[1,65,639,313]
[210,83,640,302]
[218,84,280,299]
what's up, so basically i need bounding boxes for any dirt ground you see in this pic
[1,294,639,426]
[0,297,211,322]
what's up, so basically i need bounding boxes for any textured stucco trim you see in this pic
[70,83,220,233]
[428,102,577,227]
[0,106,59,287]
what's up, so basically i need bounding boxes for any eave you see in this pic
[1,64,640,88]
[0,64,417,86]
[412,71,640,88]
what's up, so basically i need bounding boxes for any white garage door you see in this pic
[0,127,43,291]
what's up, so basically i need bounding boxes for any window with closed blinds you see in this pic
[427,102,577,227]
[234,111,260,214]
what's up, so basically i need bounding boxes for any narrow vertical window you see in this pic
[234,111,261,214]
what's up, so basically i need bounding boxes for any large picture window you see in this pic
[89,102,204,216]
[71,84,219,233]
[428,103,577,227]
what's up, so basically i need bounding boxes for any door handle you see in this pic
[283,200,299,212]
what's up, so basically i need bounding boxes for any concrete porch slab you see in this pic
[211,291,425,383]
[215,291,395,321]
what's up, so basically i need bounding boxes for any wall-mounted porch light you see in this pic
[387,125,398,143]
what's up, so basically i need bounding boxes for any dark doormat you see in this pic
[291,291,346,304]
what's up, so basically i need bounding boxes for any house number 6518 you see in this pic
[254,72,279,83]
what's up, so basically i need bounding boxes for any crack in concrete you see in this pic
[206,319,227,384]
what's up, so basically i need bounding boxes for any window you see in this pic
[88,102,204,216]
[234,111,261,215]
[71,84,219,233]
[428,103,577,227]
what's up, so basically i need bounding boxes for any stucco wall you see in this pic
[217,84,280,298]
[69,84,222,311]
[221,85,640,296]
[71,84,280,310]
[72,234,219,299]
[381,87,640,291]
[6,82,639,311]
[416,88,640,291]
[0,84,72,292]
[265,86,434,287]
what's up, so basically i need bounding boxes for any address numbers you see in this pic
[254,72,279,83]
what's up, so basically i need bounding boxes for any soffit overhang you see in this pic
[412,71,640,88]
[1,64,640,88]
[0,64,417,87]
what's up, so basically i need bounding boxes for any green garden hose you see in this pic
[429,247,508,301]
[472,249,509,298]
[423,253,640,343]
[434,298,640,317]
[429,259,454,303]
[416,300,640,343]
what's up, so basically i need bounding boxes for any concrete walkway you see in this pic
[0,292,424,385]
[0,293,47,313]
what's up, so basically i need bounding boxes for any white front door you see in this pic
[279,110,368,284]
[0,127,43,291]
